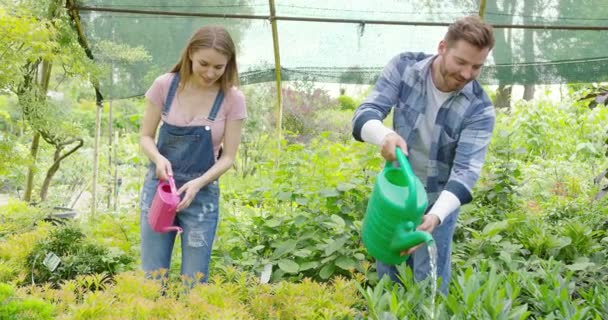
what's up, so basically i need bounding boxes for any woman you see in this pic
[139,25,246,283]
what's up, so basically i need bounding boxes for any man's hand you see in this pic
[400,214,440,256]
[418,214,440,233]
[380,132,408,161]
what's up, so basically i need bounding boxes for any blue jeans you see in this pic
[140,170,220,283]
[376,209,459,295]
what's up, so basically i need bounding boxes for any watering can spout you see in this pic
[389,221,434,252]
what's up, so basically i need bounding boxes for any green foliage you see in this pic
[216,135,379,282]
[2,46,608,317]
[0,7,56,89]
[0,97,29,179]
[26,225,134,287]
[0,283,54,320]
[0,226,52,284]
[337,94,358,111]
[0,200,47,238]
[281,85,337,141]
[476,134,523,217]
[17,269,361,319]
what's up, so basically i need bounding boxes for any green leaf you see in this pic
[292,249,312,258]
[299,261,320,271]
[354,253,366,260]
[271,239,298,260]
[319,263,335,279]
[295,197,308,205]
[482,220,509,237]
[335,256,357,270]
[320,189,340,198]
[329,214,345,228]
[265,218,282,228]
[337,182,356,192]
[325,237,347,256]
[278,259,299,274]
[277,191,292,201]
[566,261,595,271]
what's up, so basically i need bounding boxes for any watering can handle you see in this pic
[168,175,178,195]
[385,147,417,210]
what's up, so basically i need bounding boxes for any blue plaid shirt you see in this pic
[353,52,495,205]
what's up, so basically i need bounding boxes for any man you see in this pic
[352,15,495,294]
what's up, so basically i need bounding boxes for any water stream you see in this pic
[427,243,438,319]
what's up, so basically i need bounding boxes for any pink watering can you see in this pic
[148,176,182,233]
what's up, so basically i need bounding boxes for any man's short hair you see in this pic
[445,15,495,50]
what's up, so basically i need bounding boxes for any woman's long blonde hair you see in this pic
[170,25,238,91]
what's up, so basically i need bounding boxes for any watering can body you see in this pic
[148,176,183,234]
[362,148,432,265]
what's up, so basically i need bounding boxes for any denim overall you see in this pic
[140,73,223,283]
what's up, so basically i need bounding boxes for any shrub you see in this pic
[0,283,54,320]
[26,225,134,287]
[337,95,358,111]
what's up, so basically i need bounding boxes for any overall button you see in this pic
[205,126,210,131]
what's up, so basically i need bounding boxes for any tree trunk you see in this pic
[24,132,40,202]
[40,138,83,201]
[23,59,52,202]
[523,85,535,101]
[495,85,513,109]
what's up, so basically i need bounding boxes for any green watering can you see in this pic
[362,147,434,265]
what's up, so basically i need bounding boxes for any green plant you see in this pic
[0,200,47,238]
[337,95,358,111]
[215,136,378,282]
[26,225,134,287]
[0,283,54,320]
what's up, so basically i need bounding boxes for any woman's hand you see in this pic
[154,156,173,181]
[176,179,204,212]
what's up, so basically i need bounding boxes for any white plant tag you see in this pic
[260,263,272,284]
[42,252,61,272]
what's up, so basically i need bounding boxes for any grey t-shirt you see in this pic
[408,70,454,185]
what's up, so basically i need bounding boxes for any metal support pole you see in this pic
[268,0,283,142]
[92,100,102,216]
[479,0,488,19]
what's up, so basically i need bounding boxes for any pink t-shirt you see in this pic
[145,73,247,159]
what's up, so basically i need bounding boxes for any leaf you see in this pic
[319,263,335,279]
[277,191,292,201]
[324,237,347,256]
[482,220,509,237]
[299,261,320,271]
[320,189,340,198]
[329,214,345,228]
[354,253,366,260]
[335,256,357,270]
[278,259,299,274]
[265,218,282,228]
[293,215,308,225]
[271,239,298,260]
[292,249,312,258]
[566,261,595,271]
[336,182,355,192]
